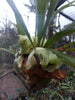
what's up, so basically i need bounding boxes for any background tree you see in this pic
[0,17,20,66]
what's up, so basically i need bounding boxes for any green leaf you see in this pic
[51,49,75,68]
[6,0,33,46]
[10,94,15,100]
[0,71,5,76]
[43,0,60,32]
[17,88,24,94]
[54,1,75,19]
[19,35,33,54]
[54,91,64,100]
[68,97,72,100]
[66,21,75,29]
[35,0,50,46]
[44,29,75,48]
[0,48,15,55]
[42,1,75,46]
[41,0,60,46]
[62,41,75,52]
[65,48,75,52]
[63,41,75,48]
[56,42,75,52]
[3,92,8,98]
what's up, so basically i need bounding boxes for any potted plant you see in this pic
[6,0,75,89]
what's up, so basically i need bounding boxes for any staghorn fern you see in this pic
[6,0,75,89]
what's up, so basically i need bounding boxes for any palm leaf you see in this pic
[6,0,33,46]
[44,28,75,48]
[51,49,75,68]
